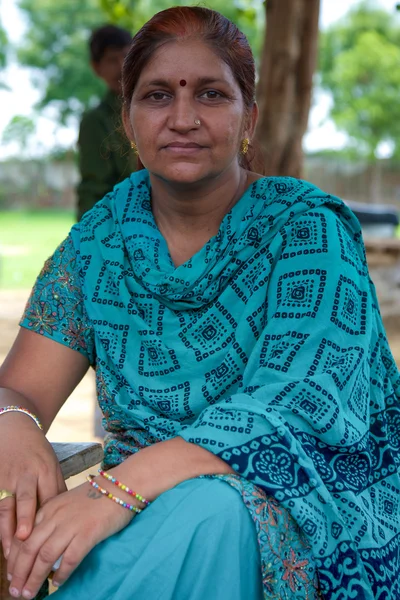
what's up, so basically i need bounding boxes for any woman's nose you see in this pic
[168,95,198,132]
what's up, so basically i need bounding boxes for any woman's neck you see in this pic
[150,168,248,239]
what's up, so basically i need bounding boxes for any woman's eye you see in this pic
[200,90,223,100]
[147,92,170,101]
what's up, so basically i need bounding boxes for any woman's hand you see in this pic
[7,478,134,599]
[0,414,67,561]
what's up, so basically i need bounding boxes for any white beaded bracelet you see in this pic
[0,405,43,430]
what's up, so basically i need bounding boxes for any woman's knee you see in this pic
[170,477,257,538]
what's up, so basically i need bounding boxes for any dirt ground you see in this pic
[0,290,97,445]
[1,288,399,448]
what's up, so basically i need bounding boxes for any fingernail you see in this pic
[7,573,12,581]
[9,588,20,598]
[52,556,62,570]
[22,591,33,599]
[53,581,61,588]
[4,547,10,559]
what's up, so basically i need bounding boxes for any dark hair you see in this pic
[89,24,132,63]
[122,6,263,172]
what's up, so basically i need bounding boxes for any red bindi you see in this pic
[179,79,187,87]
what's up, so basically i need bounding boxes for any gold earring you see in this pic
[130,141,139,155]
[241,138,250,155]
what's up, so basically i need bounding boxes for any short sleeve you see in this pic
[19,235,95,365]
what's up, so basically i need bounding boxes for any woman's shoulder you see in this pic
[246,175,364,243]
[75,171,149,229]
[253,175,352,213]
[69,170,152,252]
[86,174,141,214]
[250,174,331,196]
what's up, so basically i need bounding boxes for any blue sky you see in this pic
[0,0,398,158]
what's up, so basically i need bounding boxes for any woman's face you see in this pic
[124,39,256,186]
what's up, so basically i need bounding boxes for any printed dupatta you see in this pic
[67,171,400,599]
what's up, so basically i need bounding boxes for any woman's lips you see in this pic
[163,142,205,154]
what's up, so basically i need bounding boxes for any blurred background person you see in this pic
[76,24,135,221]
[77,24,135,437]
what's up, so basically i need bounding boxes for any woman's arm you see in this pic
[6,436,235,598]
[108,436,235,501]
[1,232,95,431]
[0,329,90,555]
[0,328,89,431]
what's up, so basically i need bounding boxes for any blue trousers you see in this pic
[54,478,264,599]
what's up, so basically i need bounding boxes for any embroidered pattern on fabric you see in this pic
[20,174,400,600]
[21,237,95,363]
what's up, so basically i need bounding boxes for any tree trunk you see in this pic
[255,0,320,177]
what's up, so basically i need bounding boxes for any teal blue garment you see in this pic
[22,171,400,599]
[53,478,264,599]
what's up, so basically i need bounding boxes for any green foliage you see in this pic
[100,0,264,56]
[306,147,367,162]
[319,1,400,159]
[2,115,36,149]
[16,0,264,124]
[99,0,146,29]
[0,10,9,89]
[0,22,7,69]
[17,0,110,123]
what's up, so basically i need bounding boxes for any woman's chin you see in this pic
[151,163,214,186]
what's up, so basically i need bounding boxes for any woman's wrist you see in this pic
[0,405,43,431]
[98,469,151,506]
[86,474,144,514]
[0,387,48,432]
[106,437,235,503]
[87,473,146,513]
[0,410,46,436]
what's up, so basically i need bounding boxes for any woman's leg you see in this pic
[54,478,263,599]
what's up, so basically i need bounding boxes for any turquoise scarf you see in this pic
[69,170,400,599]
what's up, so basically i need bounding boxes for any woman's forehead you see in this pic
[137,39,236,86]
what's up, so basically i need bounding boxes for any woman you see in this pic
[0,7,398,600]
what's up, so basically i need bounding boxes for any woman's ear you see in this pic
[122,107,134,143]
[246,102,259,140]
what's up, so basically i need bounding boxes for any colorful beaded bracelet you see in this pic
[0,405,43,431]
[98,469,151,506]
[86,475,142,514]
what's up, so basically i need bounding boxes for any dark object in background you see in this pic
[346,200,399,238]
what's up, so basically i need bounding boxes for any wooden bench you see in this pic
[365,237,400,267]
[0,442,103,599]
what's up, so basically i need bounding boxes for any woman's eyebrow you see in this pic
[141,76,228,88]
[196,77,227,86]
[142,79,171,88]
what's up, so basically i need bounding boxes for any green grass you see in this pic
[0,210,74,289]
[1,209,398,290]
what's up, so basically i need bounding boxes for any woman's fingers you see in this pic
[8,521,62,599]
[37,467,65,508]
[7,481,127,598]
[0,496,16,559]
[50,536,91,588]
[6,508,33,582]
[14,463,64,541]
[8,471,63,579]
[7,505,50,592]
[9,520,94,598]
[56,467,68,496]
[14,474,38,541]
[12,532,74,599]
